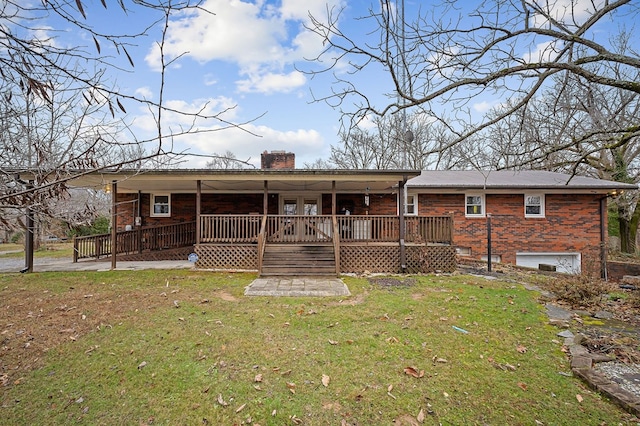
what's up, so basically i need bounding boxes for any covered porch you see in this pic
[72,168,457,275]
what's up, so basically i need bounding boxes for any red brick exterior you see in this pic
[261,151,295,169]
[418,193,604,271]
[116,192,392,229]
[116,190,606,274]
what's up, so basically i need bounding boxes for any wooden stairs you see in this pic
[260,244,337,276]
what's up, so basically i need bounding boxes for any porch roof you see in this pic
[71,168,421,194]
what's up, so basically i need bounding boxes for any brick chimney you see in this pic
[261,150,295,169]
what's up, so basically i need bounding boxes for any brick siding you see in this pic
[419,193,604,271]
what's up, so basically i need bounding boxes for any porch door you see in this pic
[281,196,319,241]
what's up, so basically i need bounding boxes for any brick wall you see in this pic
[419,193,604,271]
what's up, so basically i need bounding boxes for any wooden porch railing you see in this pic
[73,221,196,261]
[198,214,453,244]
[73,215,453,262]
[200,214,261,243]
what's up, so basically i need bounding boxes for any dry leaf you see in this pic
[417,408,425,423]
[217,394,228,407]
[253,385,262,391]
[388,384,393,392]
[255,374,263,382]
[404,366,423,378]
[516,345,527,353]
[322,374,330,387]
[443,391,449,398]
[576,394,583,403]
[328,339,338,345]
[235,403,246,413]
[271,409,277,417]
[517,382,528,391]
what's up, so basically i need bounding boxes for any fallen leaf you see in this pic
[517,382,528,391]
[217,394,228,407]
[137,361,147,370]
[328,339,338,345]
[516,344,527,353]
[388,384,393,392]
[322,374,330,387]
[417,408,425,423]
[443,391,449,398]
[287,382,296,394]
[255,373,263,382]
[576,394,583,403]
[272,409,277,416]
[386,336,399,343]
[253,385,262,391]
[404,366,423,378]
[235,403,246,413]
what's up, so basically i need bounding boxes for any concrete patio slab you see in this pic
[244,276,351,297]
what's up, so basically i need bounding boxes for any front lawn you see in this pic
[0,270,637,425]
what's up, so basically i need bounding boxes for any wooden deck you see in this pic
[74,214,456,274]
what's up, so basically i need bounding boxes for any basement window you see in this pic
[151,194,171,217]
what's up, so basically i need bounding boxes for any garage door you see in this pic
[515,252,581,274]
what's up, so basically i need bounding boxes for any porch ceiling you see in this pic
[70,169,420,194]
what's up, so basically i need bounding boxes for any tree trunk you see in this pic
[619,203,639,254]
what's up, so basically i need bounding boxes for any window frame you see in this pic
[405,194,418,216]
[150,193,171,217]
[465,193,485,218]
[524,193,545,218]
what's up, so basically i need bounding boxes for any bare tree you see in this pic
[326,111,467,170]
[0,1,253,269]
[306,0,640,170]
[205,151,254,169]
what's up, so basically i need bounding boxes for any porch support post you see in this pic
[399,178,407,273]
[263,180,268,215]
[111,180,118,270]
[331,180,336,215]
[196,180,201,245]
[24,180,35,273]
[137,190,142,254]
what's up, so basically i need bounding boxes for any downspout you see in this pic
[399,177,407,273]
[600,196,608,281]
[111,180,118,270]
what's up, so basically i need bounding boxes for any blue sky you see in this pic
[40,0,630,169]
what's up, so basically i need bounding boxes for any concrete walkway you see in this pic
[244,276,351,297]
[0,257,351,297]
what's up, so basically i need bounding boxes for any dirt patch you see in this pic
[0,283,225,390]
[368,277,417,288]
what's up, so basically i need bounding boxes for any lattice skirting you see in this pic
[194,244,258,271]
[340,244,457,274]
[405,245,457,273]
[117,246,194,261]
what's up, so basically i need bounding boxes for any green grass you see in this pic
[0,271,637,425]
[0,242,73,259]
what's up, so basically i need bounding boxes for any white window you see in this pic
[406,194,418,216]
[151,194,171,217]
[465,194,485,217]
[524,194,545,218]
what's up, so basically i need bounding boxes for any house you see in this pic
[406,170,637,274]
[70,152,636,277]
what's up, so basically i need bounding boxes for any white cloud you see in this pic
[135,86,154,100]
[176,124,325,168]
[522,40,560,63]
[530,0,605,28]
[473,101,493,113]
[237,70,306,94]
[144,0,343,94]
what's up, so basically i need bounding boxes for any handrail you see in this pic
[73,221,196,261]
[257,214,267,272]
